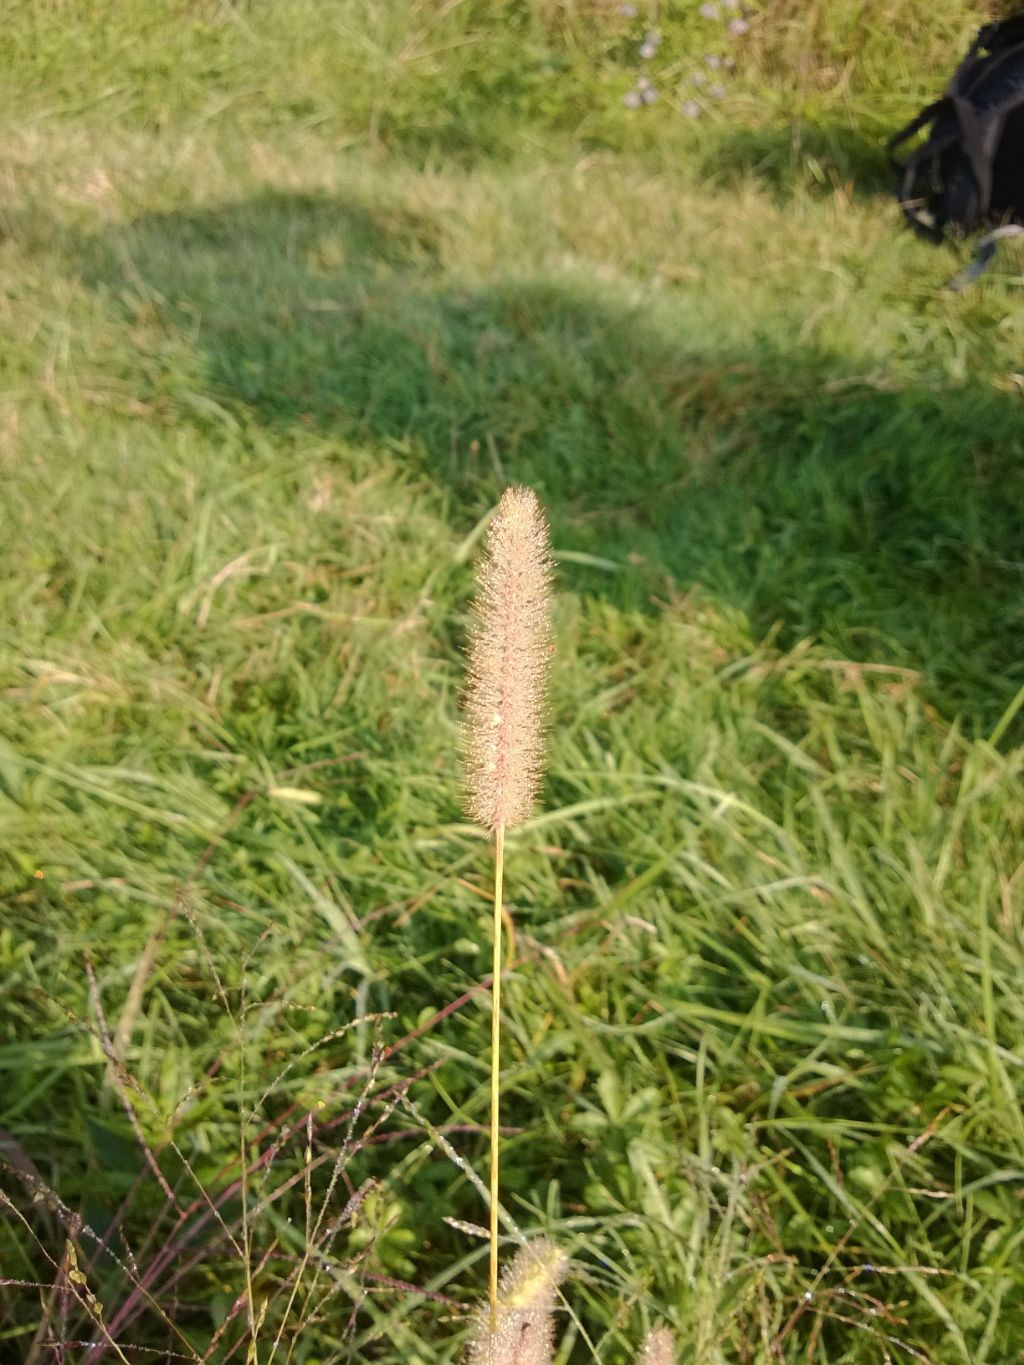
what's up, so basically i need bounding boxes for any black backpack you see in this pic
[889,14,1024,243]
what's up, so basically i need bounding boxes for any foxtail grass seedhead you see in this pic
[463,487,553,832]
[639,1326,676,1365]
[465,1239,568,1365]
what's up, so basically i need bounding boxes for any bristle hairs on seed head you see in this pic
[639,1326,676,1365]
[463,487,553,832]
[465,1239,568,1365]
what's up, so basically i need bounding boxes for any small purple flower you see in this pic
[681,99,702,118]
[637,75,652,90]
[704,53,722,69]
[729,17,750,34]
[708,82,727,98]
[623,89,642,108]
[618,3,638,15]
[639,41,657,59]
[699,2,719,18]
[641,86,658,104]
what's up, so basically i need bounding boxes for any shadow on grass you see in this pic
[69,189,1023,734]
[703,119,894,199]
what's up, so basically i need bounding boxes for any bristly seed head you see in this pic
[463,487,553,832]
[465,1239,568,1365]
[640,1326,676,1365]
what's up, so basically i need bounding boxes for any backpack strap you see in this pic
[952,99,998,214]
[888,99,944,164]
[948,224,1024,291]
[889,109,964,239]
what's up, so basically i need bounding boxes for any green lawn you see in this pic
[2,2,1023,1361]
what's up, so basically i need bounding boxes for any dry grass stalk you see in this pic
[462,486,553,1323]
[465,1239,568,1365]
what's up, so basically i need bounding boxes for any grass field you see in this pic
[2,1,1024,1361]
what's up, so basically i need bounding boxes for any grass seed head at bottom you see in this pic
[464,1239,569,1365]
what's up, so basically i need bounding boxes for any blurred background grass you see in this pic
[2,2,1023,1361]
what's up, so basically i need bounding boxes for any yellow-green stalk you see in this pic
[463,487,553,1326]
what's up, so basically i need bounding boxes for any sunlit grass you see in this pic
[2,2,1023,1361]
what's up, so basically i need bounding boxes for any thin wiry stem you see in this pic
[489,823,505,1328]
